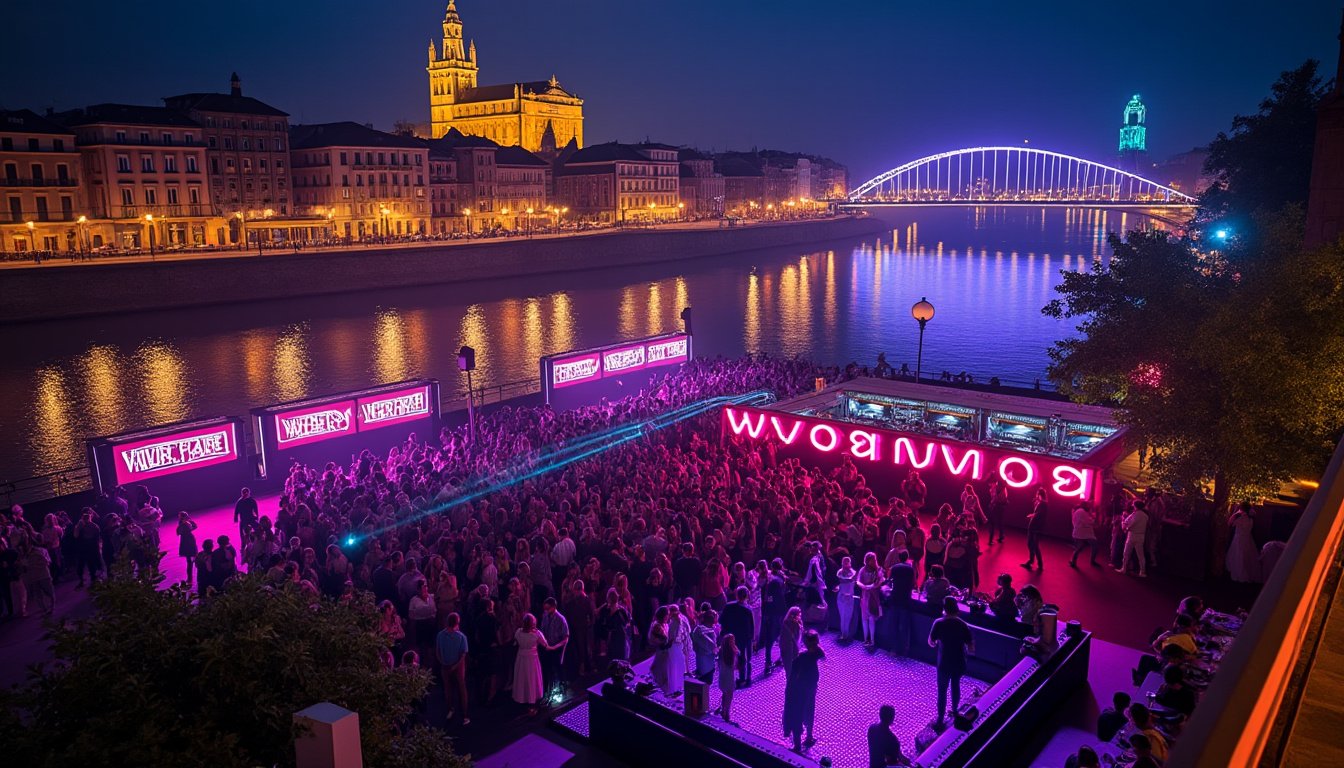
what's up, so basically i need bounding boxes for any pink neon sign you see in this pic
[722,406,1098,502]
[274,401,356,447]
[356,385,433,432]
[602,343,647,375]
[552,353,602,389]
[112,422,239,484]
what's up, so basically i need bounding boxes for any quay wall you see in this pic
[1,216,887,323]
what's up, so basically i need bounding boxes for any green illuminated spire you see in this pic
[1119,94,1146,153]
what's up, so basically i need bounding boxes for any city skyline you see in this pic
[5,0,1340,180]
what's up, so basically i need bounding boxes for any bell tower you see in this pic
[428,0,478,139]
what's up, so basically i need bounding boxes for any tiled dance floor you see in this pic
[642,632,991,768]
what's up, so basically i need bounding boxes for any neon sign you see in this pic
[275,402,355,447]
[544,333,690,393]
[356,385,432,432]
[723,406,1097,501]
[112,422,239,484]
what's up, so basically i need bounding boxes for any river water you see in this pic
[0,206,1164,482]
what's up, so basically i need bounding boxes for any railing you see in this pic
[0,178,78,187]
[1169,433,1344,766]
[0,464,92,508]
[443,376,543,413]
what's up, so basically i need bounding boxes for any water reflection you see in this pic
[31,367,76,474]
[79,345,125,437]
[134,341,190,424]
[273,325,310,401]
[373,309,410,383]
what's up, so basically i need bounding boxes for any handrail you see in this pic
[1169,433,1344,766]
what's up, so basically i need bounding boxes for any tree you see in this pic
[3,570,471,768]
[1196,60,1327,244]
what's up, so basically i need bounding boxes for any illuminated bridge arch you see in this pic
[848,147,1196,204]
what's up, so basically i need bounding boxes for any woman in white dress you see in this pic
[512,612,550,713]
[665,604,689,696]
[649,606,671,691]
[835,556,857,641]
[1227,503,1261,583]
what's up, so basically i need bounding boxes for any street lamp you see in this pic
[143,213,156,259]
[678,201,685,221]
[379,206,391,239]
[911,297,935,382]
[501,207,510,233]
[25,220,38,263]
[526,207,534,238]
[76,215,88,258]
[463,207,472,236]
[647,201,655,225]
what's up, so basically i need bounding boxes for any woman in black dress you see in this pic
[783,629,824,752]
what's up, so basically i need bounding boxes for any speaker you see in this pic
[680,306,693,335]
[457,345,476,372]
[683,676,708,717]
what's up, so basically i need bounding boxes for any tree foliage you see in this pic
[3,570,471,768]
[1196,60,1327,242]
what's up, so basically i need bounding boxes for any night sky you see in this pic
[4,0,1338,181]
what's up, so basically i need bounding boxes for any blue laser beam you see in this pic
[353,390,773,541]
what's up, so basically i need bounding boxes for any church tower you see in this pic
[428,0,478,139]
[1117,94,1148,173]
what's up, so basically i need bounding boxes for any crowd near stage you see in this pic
[51,340,1222,768]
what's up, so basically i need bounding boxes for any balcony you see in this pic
[0,178,78,187]
[114,204,212,219]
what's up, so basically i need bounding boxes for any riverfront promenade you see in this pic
[0,216,809,271]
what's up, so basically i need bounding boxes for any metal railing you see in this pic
[0,464,92,508]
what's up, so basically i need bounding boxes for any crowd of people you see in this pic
[0,354,1245,767]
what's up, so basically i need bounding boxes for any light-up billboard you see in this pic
[541,332,691,405]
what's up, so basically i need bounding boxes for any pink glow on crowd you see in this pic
[722,406,1098,502]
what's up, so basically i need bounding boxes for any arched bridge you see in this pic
[847,147,1196,206]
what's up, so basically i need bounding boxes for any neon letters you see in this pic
[275,404,355,447]
[722,406,1096,501]
[552,355,602,388]
[113,422,238,484]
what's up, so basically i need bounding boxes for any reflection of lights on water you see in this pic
[550,291,575,355]
[134,341,190,424]
[646,281,663,337]
[744,271,761,353]
[80,344,125,436]
[32,366,78,473]
[618,286,638,339]
[457,305,487,398]
[523,297,543,367]
[273,324,310,401]
[373,309,409,383]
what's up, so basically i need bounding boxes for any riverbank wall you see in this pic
[1,216,887,323]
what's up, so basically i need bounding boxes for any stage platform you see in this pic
[640,632,992,767]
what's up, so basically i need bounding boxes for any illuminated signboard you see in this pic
[722,405,1099,503]
[275,401,356,447]
[112,421,239,485]
[553,353,603,389]
[544,333,691,394]
[356,384,433,432]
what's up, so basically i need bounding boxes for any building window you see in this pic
[166,187,179,204]
[259,158,267,171]
[30,164,43,184]
[164,156,177,173]
[0,138,10,151]
[120,187,133,205]
[188,186,200,204]
[241,120,249,130]
[141,155,154,172]
[53,138,64,152]
[242,158,252,172]
[60,196,73,220]
[185,134,194,145]
[210,158,218,174]
[274,138,282,151]
[117,155,131,172]
[242,137,250,151]
[226,158,235,170]
[144,188,157,205]
[8,197,21,222]
[223,137,233,150]
[208,136,217,148]
[161,132,172,145]
[115,130,126,143]
[57,164,69,183]
[139,132,150,145]
[28,138,39,151]
[35,197,49,221]
[186,156,198,173]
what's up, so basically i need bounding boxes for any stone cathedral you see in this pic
[427,0,584,152]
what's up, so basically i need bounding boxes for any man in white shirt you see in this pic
[1116,501,1149,578]
[551,528,576,571]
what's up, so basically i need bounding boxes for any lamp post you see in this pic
[501,207,510,234]
[463,207,472,237]
[526,207,534,238]
[678,201,685,222]
[647,200,655,226]
[260,208,273,255]
[76,215,89,259]
[143,213,156,260]
[560,206,568,230]
[234,211,246,251]
[25,220,38,263]
[379,206,390,241]
[911,297,935,382]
